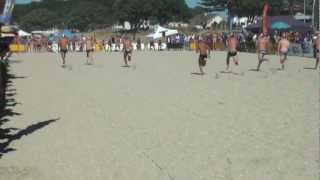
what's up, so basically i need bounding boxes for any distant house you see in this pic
[282,3,304,14]
[190,8,228,29]
[294,13,312,23]
[206,9,228,19]
[168,22,189,28]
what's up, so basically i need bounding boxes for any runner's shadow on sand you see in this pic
[303,67,317,70]
[220,71,232,74]
[191,72,205,76]
[248,68,260,72]
[0,65,59,158]
[220,71,243,76]
[121,65,130,68]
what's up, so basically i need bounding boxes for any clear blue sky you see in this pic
[16,0,200,7]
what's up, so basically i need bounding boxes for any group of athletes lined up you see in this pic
[58,35,133,68]
[57,32,320,74]
[197,32,320,75]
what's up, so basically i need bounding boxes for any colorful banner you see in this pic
[262,3,269,34]
[0,0,15,24]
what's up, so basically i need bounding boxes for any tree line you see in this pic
[12,0,312,32]
[12,0,191,31]
[199,0,313,18]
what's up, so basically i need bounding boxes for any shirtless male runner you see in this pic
[85,36,94,65]
[256,33,269,71]
[315,33,320,70]
[226,33,239,71]
[59,35,68,67]
[196,39,210,75]
[277,33,290,70]
[123,37,133,67]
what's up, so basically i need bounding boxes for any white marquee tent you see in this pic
[147,26,178,39]
[18,30,31,37]
[1,29,31,37]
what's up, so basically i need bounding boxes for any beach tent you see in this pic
[18,30,31,37]
[61,29,74,38]
[0,33,14,37]
[246,16,313,33]
[147,26,178,39]
[32,30,59,36]
[2,30,31,37]
[206,16,223,28]
[0,26,18,37]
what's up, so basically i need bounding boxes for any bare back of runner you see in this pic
[59,35,69,67]
[85,37,94,65]
[278,33,290,70]
[196,39,209,75]
[256,34,269,71]
[123,37,133,67]
[226,34,239,71]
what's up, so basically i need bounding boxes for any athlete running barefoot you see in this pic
[196,39,210,75]
[256,33,269,71]
[85,36,95,65]
[123,37,133,67]
[58,35,68,67]
[277,33,290,70]
[315,33,320,70]
[226,33,239,72]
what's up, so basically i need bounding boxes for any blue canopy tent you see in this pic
[54,29,74,38]
[61,29,74,38]
[246,16,314,33]
[271,22,291,29]
[48,34,59,42]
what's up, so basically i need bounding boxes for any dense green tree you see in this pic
[153,0,191,23]
[18,8,58,30]
[113,0,190,28]
[65,1,113,31]
[13,0,191,31]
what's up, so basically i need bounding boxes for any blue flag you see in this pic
[0,0,15,24]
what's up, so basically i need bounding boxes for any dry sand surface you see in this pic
[0,51,319,180]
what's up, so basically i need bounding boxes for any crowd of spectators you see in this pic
[11,30,318,58]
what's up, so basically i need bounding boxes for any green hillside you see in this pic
[13,0,191,31]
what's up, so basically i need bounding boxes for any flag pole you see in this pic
[318,0,320,30]
[312,0,316,28]
[304,0,306,23]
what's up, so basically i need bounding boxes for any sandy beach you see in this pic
[0,51,319,180]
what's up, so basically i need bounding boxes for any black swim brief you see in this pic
[124,49,132,56]
[228,51,237,57]
[86,48,94,53]
[86,49,94,57]
[259,50,267,54]
[60,49,67,53]
[199,54,207,66]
